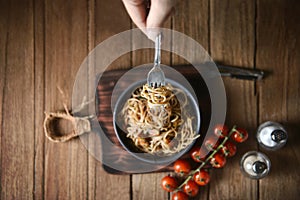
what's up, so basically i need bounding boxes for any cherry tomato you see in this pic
[231,128,248,143]
[210,152,226,168]
[161,175,178,192]
[190,147,208,163]
[214,124,229,138]
[221,141,237,157]
[183,180,199,197]
[205,137,220,151]
[172,191,189,200]
[174,159,191,175]
[193,170,210,186]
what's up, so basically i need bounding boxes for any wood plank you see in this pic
[86,1,97,199]
[0,0,35,199]
[257,0,300,199]
[131,17,172,200]
[171,1,210,199]
[0,4,9,194]
[95,0,132,71]
[44,0,88,199]
[33,0,45,198]
[210,0,257,199]
[133,173,170,200]
[173,0,210,55]
[88,0,131,199]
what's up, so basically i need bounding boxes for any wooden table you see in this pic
[1,0,299,199]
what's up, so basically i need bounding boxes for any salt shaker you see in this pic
[257,121,288,150]
[240,151,271,179]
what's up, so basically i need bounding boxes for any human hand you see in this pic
[122,0,176,40]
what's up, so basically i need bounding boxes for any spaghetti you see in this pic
[121,84,199,155]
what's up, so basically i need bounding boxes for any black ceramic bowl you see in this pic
[113,79,201,164]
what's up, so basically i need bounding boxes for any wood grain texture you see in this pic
[257,0,300,199]
[133,173,169,200]
[0,3,8,197]
[95,0,131,71]
[210,0,257,199]
[0,0,300,199]
[44,0,88,199]
[33,0,45,198]
[0,0,35,199]
[172,0,209,56]
[171,1,210,199]
[87,0,131,200]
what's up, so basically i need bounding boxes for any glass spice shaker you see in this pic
[257,121,288,151]
[240,151,271,179]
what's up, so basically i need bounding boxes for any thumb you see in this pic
[146,0,175,41]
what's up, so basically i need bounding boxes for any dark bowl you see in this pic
[113,79,201,165]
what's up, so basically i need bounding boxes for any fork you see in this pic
[147,33,166,88]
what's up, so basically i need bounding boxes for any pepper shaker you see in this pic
[240,151,271,179]
[257,121,288,150]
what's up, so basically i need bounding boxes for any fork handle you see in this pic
[154,33,161,66]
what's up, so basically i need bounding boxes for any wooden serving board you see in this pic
[96,65,211,174]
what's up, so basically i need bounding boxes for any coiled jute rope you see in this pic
[43,87,93,142]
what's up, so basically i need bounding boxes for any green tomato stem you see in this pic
[175,125,237,191]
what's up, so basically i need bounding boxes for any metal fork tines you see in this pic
[147,33,165,88]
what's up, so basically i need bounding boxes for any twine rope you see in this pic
[43,87,93,142]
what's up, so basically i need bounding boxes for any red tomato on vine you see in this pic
[172,191,189,200]
[222,141,237,157]
[183,180,199,197]
[161,175,178,192]
[210,152,226,168]
[193,170,210,186]
[174,159,191,175]
[190,147,208,163]
[214,124,229,138]
[232,128,248,143]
